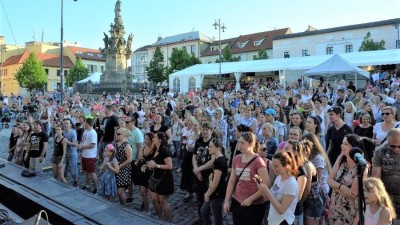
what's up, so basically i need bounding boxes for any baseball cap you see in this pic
[265,109,277,116]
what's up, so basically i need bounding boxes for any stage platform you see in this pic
[0,158,171,225]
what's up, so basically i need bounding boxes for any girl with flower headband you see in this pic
[98,144,119,200]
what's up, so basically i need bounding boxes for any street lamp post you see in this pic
[395,24,400,49]
[213,19,226,78]
[60,0,77,105]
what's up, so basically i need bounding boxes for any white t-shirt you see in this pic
[268,175,299,225]
[81,128,98,158]
[373,121,400,144]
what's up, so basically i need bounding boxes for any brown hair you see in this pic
[241,132,256,153]
[274,151,298,176]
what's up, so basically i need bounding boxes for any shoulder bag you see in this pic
[232,156,259,193]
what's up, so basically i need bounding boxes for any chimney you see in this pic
[157,36,162,42]
[306,25,317,32]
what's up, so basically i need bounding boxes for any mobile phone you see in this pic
[255,176,262,184]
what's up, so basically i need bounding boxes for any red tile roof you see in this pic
[201,37,239,57]
[230,28,290,54]
[67,46,105,62]
[2,51,74,68]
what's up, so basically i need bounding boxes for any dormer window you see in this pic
[236,40,249,49]
[253,38,265,47]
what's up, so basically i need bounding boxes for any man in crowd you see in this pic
[99,105,119,161]
[126,115,144,204]
[326,106,353,165]
[63,118,78,186]
[25,120,48,173]
[78,118,98,194]
[372,128,400,224]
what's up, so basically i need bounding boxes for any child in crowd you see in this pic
[98,144,119,200]
[362,177,396,225]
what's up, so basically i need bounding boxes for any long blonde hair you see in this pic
[363,177,397,220]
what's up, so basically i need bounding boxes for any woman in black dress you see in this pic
[143,132,174,221]
[114,128,133,205]
[150,113,172,144]
[137,133,156,214]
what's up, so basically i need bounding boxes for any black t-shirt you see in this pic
[9,134,19,149]
[150,125,169,134]
[194,137,212,176]
[326,124,353,165]
[28,132,49,158]
[102,115,119,142]
[209,156,228,199]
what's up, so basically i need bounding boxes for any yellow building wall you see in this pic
[1,64,22,95]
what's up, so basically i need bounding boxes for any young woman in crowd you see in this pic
[200,138,228,225]
[354,113,374,139]
[223,132,270,225]
[305,115,326,148]
[373,106,400,145]
[145,132,174,222]
[328,134,369,225]
[114,128,133,205]
[136,133,156,214]
[171,111,185,169]
[258,123,278,160]
[52,125,67,183]
[310,99,329,133]
[274,103,287,124]
[277,126,303,151]
[288,112,306,134]
[303,133,331,225]
[343,101,357,128]
[180,116,198,202]
[256,151,299,225]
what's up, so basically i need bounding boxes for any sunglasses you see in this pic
[389,145,400,149]
[381,112,392,116]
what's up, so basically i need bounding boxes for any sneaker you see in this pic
[183,194,193,203]
[126,197,134,205]
[92,189,97,194]
[72,181,78,187]
[81,186,90,191]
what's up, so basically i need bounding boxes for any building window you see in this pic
[173,77,180,93]
[101,66,104,72]
[93,65,97,72]
[284,52,290,58]
[57,70,61,76]
[326,47,333,55]
[64,70,68,77]
[302,50,309,56]
[45,69,49,75]
[253,38,265,47]
[188,77,196,92]
[191,45,195,54]
[396,40,400,49]
[345,45,353,53]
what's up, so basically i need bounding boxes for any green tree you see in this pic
[167,48,202,77]
[216,47,240,62]
[15,52,47,92]
[253,49,269,60]
[146,46,166,83]
[66,57,89,87]
[359,32,386,51]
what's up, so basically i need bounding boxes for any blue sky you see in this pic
[1,0,399,51]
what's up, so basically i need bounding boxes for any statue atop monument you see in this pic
[99,0,134,90]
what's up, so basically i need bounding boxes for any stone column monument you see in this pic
[100,0,133,91]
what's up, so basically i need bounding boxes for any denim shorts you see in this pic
[304,197,323,218]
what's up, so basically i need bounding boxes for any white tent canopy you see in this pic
[77,72,102,84]
[169,49,400,93]
[304,54,370,80]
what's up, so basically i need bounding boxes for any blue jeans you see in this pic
[173,141,181,168]
[200,198,224,225]
[64,150,78,179]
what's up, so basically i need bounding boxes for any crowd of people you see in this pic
[3,71,400,225]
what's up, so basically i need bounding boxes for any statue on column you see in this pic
[103,32,109,49]
[115,0,121,19]
[126,33,133,51]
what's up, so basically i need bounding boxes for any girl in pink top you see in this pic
[223,132,271,225]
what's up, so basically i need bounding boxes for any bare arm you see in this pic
[120,144,132,168]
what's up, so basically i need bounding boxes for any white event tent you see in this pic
[169,49,400,93]
[77,72,102,84]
